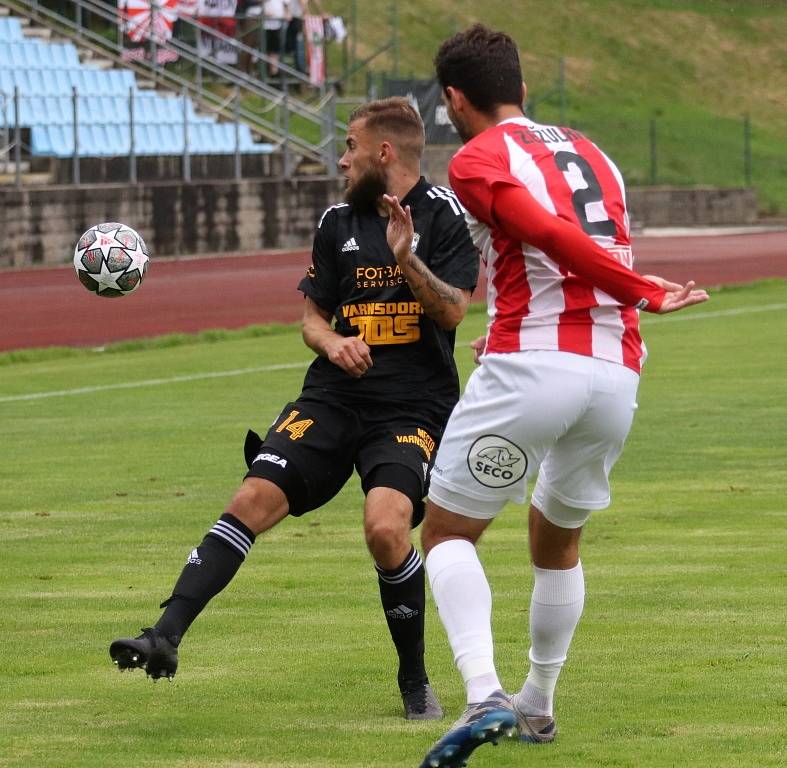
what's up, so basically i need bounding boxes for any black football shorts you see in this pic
[243,394,446,521]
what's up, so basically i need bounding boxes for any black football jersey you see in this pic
[298,177,479,409]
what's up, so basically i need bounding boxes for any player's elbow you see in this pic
[301,320,322,353]
[433,292,471,330]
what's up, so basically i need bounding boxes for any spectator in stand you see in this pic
[263,0,290,79]
[237,0,264,75]
[286,0,323,75]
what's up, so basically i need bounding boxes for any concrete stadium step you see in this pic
[0,171,53,185]
[79,48,114,69]
[0,160,31,174]
[22,26,52,41]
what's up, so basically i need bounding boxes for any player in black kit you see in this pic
[109,97,479,720]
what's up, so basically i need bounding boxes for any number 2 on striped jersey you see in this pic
[554,151,617,237]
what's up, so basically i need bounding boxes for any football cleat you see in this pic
[509,695,558,743]
[109,627,178,680]
[419,689,517,768]
[402,683,444,721]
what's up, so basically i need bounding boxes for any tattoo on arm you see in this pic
[402,254,466,327]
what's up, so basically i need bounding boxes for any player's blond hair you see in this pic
[349,97,425,163]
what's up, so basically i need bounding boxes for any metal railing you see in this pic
[0,0,346,174]
[0,88,23,185]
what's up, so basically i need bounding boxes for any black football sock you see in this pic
[376,546,428,692]
[154,513,255,644]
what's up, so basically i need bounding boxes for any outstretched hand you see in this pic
[644,274,710,314]
[383,194,414,263]
[470,335,486,365]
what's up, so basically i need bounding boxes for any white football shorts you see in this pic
[428,350,640,527]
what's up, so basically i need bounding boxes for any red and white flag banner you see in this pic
[304,14,325,87]
[118,0,179,44]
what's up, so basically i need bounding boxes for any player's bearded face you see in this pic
[344,158,387,213]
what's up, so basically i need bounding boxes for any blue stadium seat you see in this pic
[2,27,273,158]
[51,69,73,96]
[135,93,157,124]
[0,17,24,42]
[190,123,214,154]
[0,67,13,96]
[79,124,113,157]
[139,123,160,154]
[47,124,73,157]
[110,69,133,93]
[55,43,81,68]
[132,123,153,154]
[15,94,31,125]
[0,42,12,68]
[25,95,47,125]
[8,69,30,96]
[108,123,131,154]
[65,68,85,94]
[30,125,53,155]
[135,93,156,123]
[164,123,184,154]
[0,91,10,126]
[5,41,43,68]
[26,69,49,95]
[238,124,274,153]
[80,69,102,94]
[30,40,55,68]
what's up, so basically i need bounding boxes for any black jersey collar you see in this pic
[399,176,430,208]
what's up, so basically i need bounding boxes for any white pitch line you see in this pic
[2,302,785,404]
[0,361,310,403]
[640,302,787,324]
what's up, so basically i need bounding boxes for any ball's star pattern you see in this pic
[127,238,149,276]
[92,224,127,261]
[91,255,128,294]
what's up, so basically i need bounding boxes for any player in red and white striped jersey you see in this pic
[415,24,709,768]
[451,117,656,372]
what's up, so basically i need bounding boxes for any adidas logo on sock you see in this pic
[186,548,202,565]
[341,237,360,252]
[386,604,418,620]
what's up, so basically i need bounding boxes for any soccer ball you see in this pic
[73,222,149,298]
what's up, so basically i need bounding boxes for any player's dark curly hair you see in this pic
[434,24,523,114]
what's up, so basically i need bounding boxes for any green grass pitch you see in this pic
[1,280,785,767]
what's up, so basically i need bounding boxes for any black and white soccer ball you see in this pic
[73,222,149,298]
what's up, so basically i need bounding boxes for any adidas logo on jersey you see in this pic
[341,237,360,252]
[385,604,419,620]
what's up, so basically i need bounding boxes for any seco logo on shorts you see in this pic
[467,435,528,488]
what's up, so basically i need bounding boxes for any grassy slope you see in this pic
[1,281,785,767]
[327,0,787,212]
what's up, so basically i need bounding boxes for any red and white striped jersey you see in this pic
[449,117,655,374]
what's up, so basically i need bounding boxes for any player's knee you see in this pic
[532,487,590,530]
[226,478,289,535]
[420,511,441,554]
[364,515,410,563]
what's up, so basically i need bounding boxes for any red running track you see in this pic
[1,230,785,352]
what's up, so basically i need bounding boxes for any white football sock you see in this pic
[514,561,585,717]
[426,539,501,703]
